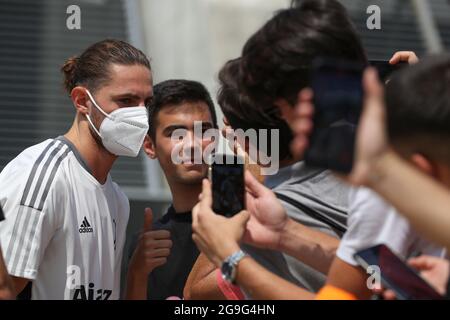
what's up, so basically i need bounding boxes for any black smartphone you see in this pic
[305,57,364,173]
[369,60,408,83]
[209,154,245,217]
[354,244,444,300]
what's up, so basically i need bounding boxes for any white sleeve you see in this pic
[336,187,412,266]
[0,152,63,280]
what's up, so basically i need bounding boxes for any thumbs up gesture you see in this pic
[129,208,172,276]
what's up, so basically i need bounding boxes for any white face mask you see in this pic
[85,90,149,157]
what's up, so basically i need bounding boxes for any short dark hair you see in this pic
[385,54,450,162]
[233,0,367,160]
[218,58,293,161]
[148,79,218,140]
[239,0,367,120]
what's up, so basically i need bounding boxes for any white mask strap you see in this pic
[85,89,110,118]
[85,90,107,138]
[85,114,102,138]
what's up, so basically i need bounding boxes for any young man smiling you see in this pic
[126,79,218,300]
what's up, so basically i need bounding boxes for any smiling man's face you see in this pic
[145,101,214,185]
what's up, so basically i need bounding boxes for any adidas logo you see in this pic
[79,216,93,234]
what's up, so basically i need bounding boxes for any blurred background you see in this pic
[0,0,449,291]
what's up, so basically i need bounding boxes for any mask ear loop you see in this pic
[85,89,110,138]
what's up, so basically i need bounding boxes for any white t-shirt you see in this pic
[337,187,445,266]
[0,137,129,300]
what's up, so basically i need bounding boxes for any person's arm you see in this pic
[289,53,450,250]
[0,247,15,300]
[325,257,372,299]
[125,208,172,300]
[183,253,226,300]
[233,256,315,300]
[277,218,339,274]
[368,152,450,251]
[243,171,339,274]
[192,179,315,299]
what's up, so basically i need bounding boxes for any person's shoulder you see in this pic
[350,186,391,214]
[2,139,55,172]
[0,139,65,188]
[274,167,350,211]
[0,138,73,214]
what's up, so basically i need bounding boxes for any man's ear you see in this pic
[410,153,436,177]
[143,135,157,159]
[274,98,295,127]
[71,86,90,115]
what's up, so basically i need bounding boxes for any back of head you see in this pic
[385,54,450,164]
[237,0,366,161]
[218,58,293,161]
[148,79,218,140]
[240,0,367,113]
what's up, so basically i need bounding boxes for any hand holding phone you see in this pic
[369,60,408,83]
[209,154,245,217]
[354,244,444,300]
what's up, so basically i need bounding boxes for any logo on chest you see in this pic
[79,216,93,234]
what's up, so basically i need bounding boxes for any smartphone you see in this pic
[369,60,408,83]
[209,154,245,217]
[354,244,444,300]
[305,57,364,173]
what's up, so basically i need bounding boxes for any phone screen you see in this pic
[369,60,408,83]
[210,155,245,217]
[354,244,444,300]
[305,58,364,173]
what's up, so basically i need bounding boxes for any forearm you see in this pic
[184,254,226,300]
[235,256,315,300]
[186,269,226,300]
[0,248,15,300]
[124,269,148,300]
[278,218,339,274]
[369,151,450,250]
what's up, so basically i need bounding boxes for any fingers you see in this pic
[383,289,397,300]
[143,207,153,232]
[231,210,250,228]
[363,67,384,98]
[298,88,314,102]
[407,256,433,270]
[244,170,267,197]
[362,67,385,119]
[296,88,314,116]
[200,178,213,209]
[389,51,419,65]
[147,257,168,269]
[290,135,309,160]
[144,238,172,250]
[141,230,172,250]
[293,88,314,143]
[145,248,171,259]
[143,229,171,240]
